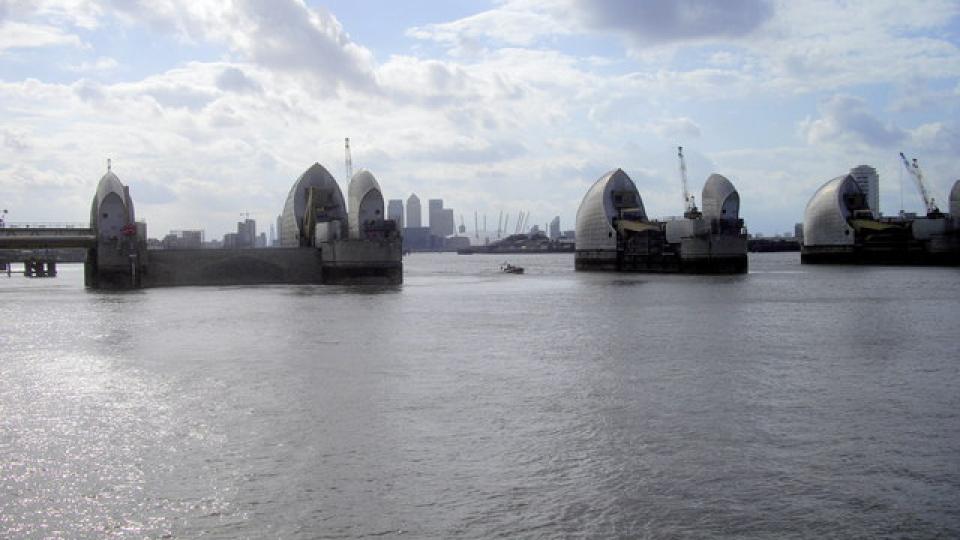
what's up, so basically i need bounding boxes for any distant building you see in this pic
[387,199,404,227]
[275,215,283,246]
[224,218,257,248]
[161,230,203,249]
[549,216,560,240]
[445,235,470,250]
[439,209,454,237]
[428,199,455,237]
[850,165,880,218]
[235,218,256,248]
[406,194,422,228]
[428,199,443,235]
[257,232,267,248]
[794,222,803,240]
[402,227,431,251]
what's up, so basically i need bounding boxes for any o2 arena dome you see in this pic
[575,169,647,251]
[280,162,347,247]
[89,162,135,242]
[347,169,385,239]
[803,174,868,247]
[701,173,740,221]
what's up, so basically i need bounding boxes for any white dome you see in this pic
[347,169,384,239]
[803,174,864,247]
[279,163,347,247]
[701,173,739,220]
[89,168,135,236]
[575,169,645,251]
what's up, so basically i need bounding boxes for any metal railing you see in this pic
[0,222,88,229]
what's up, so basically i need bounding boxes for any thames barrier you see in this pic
[0,161,402,289]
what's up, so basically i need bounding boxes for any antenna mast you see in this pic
[344,137,353,179]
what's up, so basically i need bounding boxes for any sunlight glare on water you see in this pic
[1,254,958,538]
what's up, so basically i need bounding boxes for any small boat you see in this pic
[500,262,524,274]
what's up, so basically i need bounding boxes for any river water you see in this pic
[1,252,958,538]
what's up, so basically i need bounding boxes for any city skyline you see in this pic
[1,1,958,238]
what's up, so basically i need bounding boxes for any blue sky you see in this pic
[1,0,959,238]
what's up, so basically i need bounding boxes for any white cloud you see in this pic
[800,95,907,148]
[67,55,117,72]
[215,67,262,94]
[103,0,377,94]
[646,117,702,139]
[407,2,572,52]
[571,0,774,44]
[0,20,83,51]
[1,0,959,237]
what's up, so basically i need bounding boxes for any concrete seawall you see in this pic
[142,248,324,287]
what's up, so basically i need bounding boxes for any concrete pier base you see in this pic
[319,239,402,285]
[141,248,325,287]
[24,259,57,278]
[130,243,403,288]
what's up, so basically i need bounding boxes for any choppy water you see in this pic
[1,253,958,538]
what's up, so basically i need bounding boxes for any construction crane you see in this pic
[899,152,939,215]
[678,146,697,216]
[344,137,353,179]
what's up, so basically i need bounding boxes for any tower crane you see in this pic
[899,152,939,215]
[344,137,353,179]
[678,146,698,217]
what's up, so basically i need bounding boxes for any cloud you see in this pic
[67,56,118,72]
[407,3,572,51]
[571,0,774,44]
[129,178,177,205]
[104,0,377,94]
[410,139,528,164]
[909,122,960,155]
[215,67,262,94]
[3,0,102,29]
[646,117,702,139]
[800,95,906,148]
[2,128,30,151]
[0,21,83,51]
[143,83,217,110]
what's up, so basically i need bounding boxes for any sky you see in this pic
[1,0,959,239]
